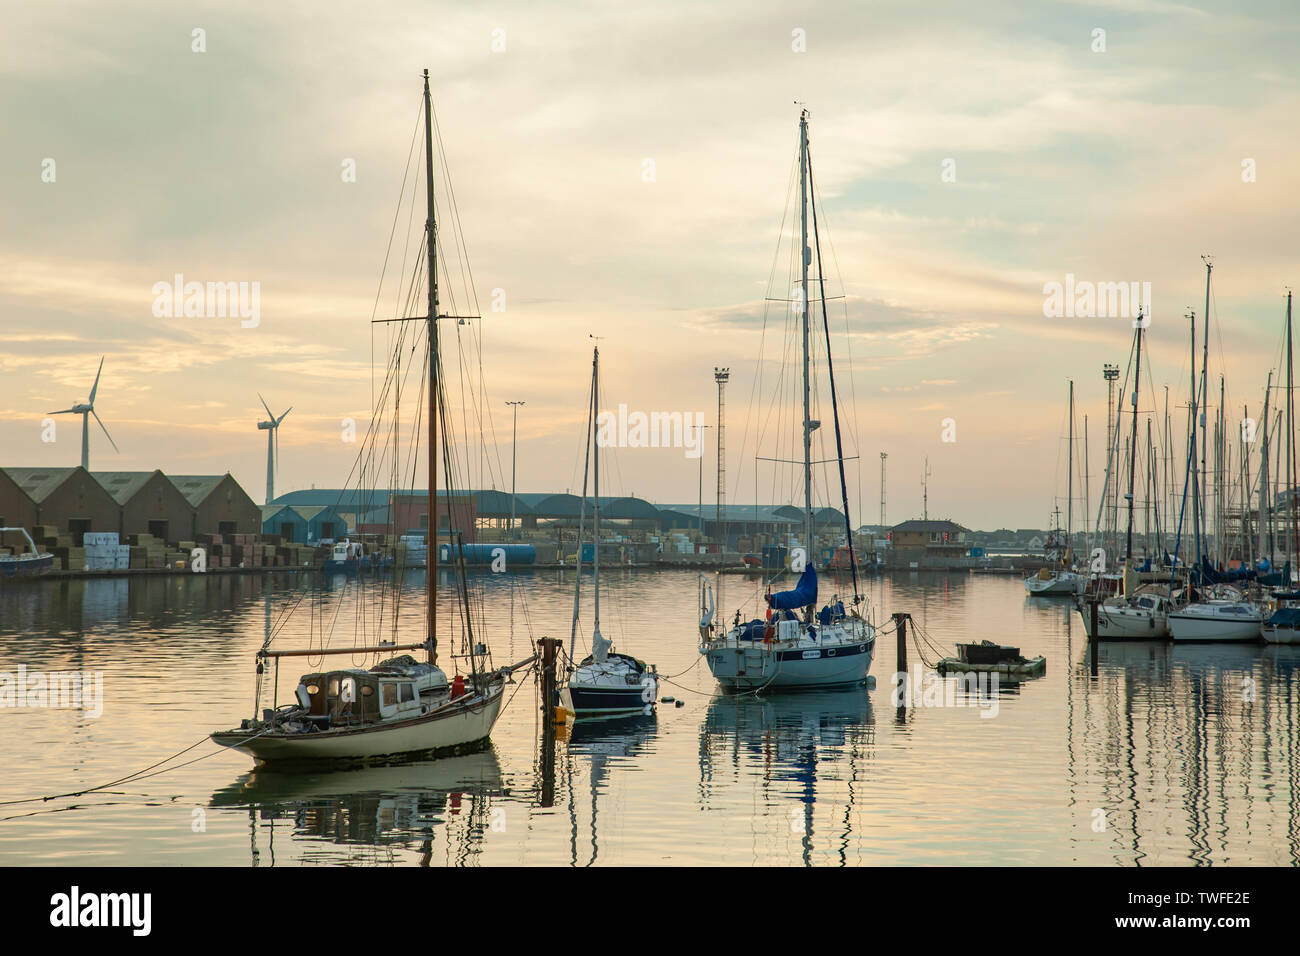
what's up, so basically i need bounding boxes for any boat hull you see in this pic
[1167,614,1262,643]
[1076,604,1168,639]
[703,621,875,691]
[561,681,656,716]
[0,554,54,578]
[211,684,504,764]
[1025,572,1084,595]
[1261,625,1300,645]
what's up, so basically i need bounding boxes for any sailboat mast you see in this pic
[593,347,601,636]
[799,110,813,554]
[423,69,439,666]
[1201,260,1211,553]
[1259,372,1272,565]
[1289,291,1296,576]
[1190,310,1200,570]
[1126,317,1143,562]
[1067,380,1074,559]
[1083,415,1090,557]
[568,352,596,659]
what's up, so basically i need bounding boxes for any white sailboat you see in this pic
[561,346,659,717]
[1078,588,1173,639]
[697,109,875,691]
[213,71,532,763]
[1026,383,1084,596]
[1167,591,1263,642]
[1166,264,1265,643]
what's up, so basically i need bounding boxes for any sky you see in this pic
[3,0,1299,530]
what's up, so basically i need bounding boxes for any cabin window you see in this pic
[382,683,398,706]
[400,684,415,703]
[360,685,373,697]
[328,677,340,696]
[306,684,320,695]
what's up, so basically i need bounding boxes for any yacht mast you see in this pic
[1189,310,1200,570]
[592,346,605,661]
[799,109,813,554]
[1288,291,1296,576]
[423,69,439,666]
[1259,371,1272,565]
[1125,316,1143,563]
[1067,379,1074,560]
[1201,259,1211,555]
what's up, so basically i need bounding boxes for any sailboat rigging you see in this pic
[212,71,534,763]
[697,109,875,690]
[562,346,660,716]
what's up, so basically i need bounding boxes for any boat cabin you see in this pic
[295,668,426,725]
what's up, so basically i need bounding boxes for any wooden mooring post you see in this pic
[1088,599,1099,675]
[892,612,909,721]
[537,636,563,808]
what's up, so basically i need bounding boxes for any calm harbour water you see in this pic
[1,567,1298,866]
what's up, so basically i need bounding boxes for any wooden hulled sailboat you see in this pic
[212,72,533,764]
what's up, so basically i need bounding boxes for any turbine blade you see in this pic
[258,392,275,421]
[276,406,292,426]
[47,408,78,415]
[92,409,119,453]
[88,356,105,406]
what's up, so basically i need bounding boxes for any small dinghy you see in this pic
[936,641,1046,678]
[0,527,54,578]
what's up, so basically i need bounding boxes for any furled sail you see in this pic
[768,564,818,611]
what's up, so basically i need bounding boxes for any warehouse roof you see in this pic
[92,470,166,505]
[1,467,79,503]
[169,474,233,507]
[657,503,801,524]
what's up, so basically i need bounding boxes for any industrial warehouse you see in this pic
[0,468,901,575]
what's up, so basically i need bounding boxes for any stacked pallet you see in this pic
[126,533,168,570]
[53,546,87,571]
[83,532,126,571]
[276,544,317,567]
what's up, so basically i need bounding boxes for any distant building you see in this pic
[887,518,971,561]
[1,467,118,543]
[390,493,478,542]
[260,505,309,543]
[0,469,39,530]
[93,470,194,541]
[171,474,261,537]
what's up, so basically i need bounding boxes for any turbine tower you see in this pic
[49,356,118,470]
[257,394,292,505]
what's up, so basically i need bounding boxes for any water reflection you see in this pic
[700,688,875,865]
[210,747,505,866]
[563,714,658,866]
[1069,637,1300,864]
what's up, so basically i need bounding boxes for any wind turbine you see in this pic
[49,356,118,470]
[257,394,292,505]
